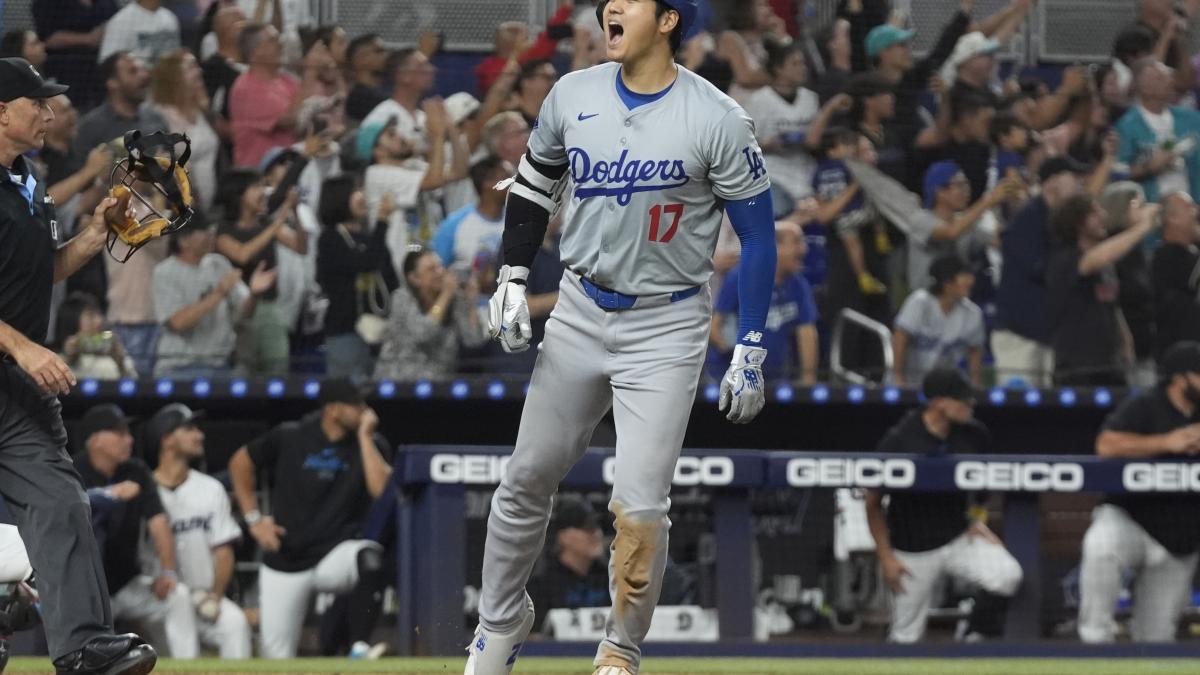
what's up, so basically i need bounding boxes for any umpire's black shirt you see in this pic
[877,409,993,552]
[1101,387,1200,556]
[0,155,58,344]
[247,412,392,572]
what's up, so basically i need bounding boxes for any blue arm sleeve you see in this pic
[725,189,777,348]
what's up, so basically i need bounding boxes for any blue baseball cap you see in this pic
[923,161,963,208]
[866,24,915,58]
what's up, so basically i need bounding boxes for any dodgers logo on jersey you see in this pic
[567,147,689,206]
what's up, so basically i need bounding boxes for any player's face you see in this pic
[559,525,604,560]
[92,429,133,464]
[0,96,52,151]
[604,0,677,63]
[879,42,912,72]
[168,424,205,459]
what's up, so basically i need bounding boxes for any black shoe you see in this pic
[0,636,10,673]
[53,634,157,675]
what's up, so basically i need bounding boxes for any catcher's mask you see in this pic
[105,130,195,263]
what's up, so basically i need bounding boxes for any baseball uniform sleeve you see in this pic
[526,82,567,167]
[207,482,243,548]
[708,107,772,202]
[893,292,924,336]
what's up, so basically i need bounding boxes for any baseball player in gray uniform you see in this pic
[467,1,778,673]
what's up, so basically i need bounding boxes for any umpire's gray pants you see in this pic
[479,272,711,673]
[0,364,111,658]
[1078,503,1198,643]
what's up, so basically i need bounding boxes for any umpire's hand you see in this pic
[11,335,75,395]
[250,516,286,552]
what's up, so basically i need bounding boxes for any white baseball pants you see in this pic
[479,272,711,673]
[198,597,252,658]
[258,539,382,658]
[888,532,1023,643]
[111,576,199,658]
[0,524,31,583]
[1078,503,1198,643]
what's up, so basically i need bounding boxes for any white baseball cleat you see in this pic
[464,594,535,675]
[592,667,635,675]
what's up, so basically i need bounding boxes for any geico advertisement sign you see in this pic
[786,458,916,488]
[429,454,736,486]
[954,461,1084,491]
[1123,463,1200,491]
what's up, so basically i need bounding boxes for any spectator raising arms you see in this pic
[718,0,787,105]
[153,215,278,377]
[33,0,115,108]
[1048,194,1160,386]
[215,170,306,375]
[316,176,399,381]
[742,40,819,203]
[1152,191,1200,358]
[229,23,300,168]
[150,49,220,211]
[474,2,575,94]
[372,248,487,382]
[1117,58,1200,203]
[344,33,387,122]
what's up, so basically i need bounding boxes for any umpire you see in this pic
[1078,340,1200,643]
[0,58,156,674]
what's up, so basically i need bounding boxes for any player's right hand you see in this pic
[880,554,911,593]
[11,337,76,395]
[250,516,286,552]
[488,265,532,353]
[719,345,768,424]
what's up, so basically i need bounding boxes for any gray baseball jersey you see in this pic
[528,62,771,296]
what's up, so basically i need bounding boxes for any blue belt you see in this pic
[578,276,701,311]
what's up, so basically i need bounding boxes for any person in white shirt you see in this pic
[893,255,986,388]
[98,0,181,65]
[146,404,252,659]
[432,156,510,270]
[743,39,819,203]
[362,48,435,140]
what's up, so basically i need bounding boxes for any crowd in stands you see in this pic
[19,0,1200,389]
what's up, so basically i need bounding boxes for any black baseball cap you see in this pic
[922,368,975,403]
[552,496,601,532]
[1160,341,1200,380]
[145,403,205,447]
[80,404,131,441]
[1037,155,1090,183]
[318,378,368,407]
[0,58,67,102]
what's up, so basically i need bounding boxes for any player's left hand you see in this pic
[487,265,532,353]
[719,345,768,424]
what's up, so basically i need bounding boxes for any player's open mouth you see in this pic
[608,22,624,48]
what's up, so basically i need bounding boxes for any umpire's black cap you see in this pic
[1160,341,1200,380]
[318,378,367,407]
[80,404,131,441]
[922,368,975,403]
[145,403,205,448]
[0,58,67,102]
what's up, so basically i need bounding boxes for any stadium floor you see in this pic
[7,658,1200,674]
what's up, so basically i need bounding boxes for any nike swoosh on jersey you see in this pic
[577,113,600,121]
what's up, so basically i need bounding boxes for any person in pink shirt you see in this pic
[229,23,301,168]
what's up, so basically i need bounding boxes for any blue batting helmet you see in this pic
[595,0,698,44]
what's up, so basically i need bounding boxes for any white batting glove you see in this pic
[719,344,767,424]
[488,265,532,353]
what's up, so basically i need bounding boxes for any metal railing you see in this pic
[830,307,894,385]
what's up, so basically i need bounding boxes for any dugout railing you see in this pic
[389,445,1200,657]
